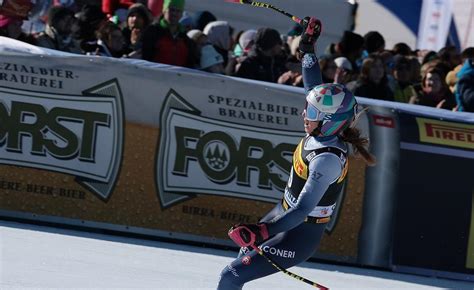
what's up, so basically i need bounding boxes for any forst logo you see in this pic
[156,90,302,208]
[172,127,294,187]
[0,101,109,160]
[0,80,124,199]
[203,140,229,171]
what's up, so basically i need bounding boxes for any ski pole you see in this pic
[250,245,329,289]
[225,0,303,25]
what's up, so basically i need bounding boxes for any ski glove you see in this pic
[228,223,269,247]
[298,16,322,56]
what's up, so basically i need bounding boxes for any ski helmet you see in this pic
[305,83,357,137]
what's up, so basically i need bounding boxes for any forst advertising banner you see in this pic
[393,112,474,277]
[0,53,369,262]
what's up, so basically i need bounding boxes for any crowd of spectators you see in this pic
[1,0,473,112]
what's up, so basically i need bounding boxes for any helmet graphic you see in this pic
[305,83,357,137]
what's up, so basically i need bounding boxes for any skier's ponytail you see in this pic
[340,127,376,166]
[340,121,376,167]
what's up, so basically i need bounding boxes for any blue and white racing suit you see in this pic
[217,54,349,290]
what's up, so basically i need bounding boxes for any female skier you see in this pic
[217,16,376,290]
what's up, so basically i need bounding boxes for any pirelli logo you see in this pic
[417,118,474,149]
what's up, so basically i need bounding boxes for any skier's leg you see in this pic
[217,222,326,289]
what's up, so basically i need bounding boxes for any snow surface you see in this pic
[1,220,472,290]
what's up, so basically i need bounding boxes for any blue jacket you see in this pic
[455,59,474,112]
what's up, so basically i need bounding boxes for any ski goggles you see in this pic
[303,101,358,122]
[303,101,325,121]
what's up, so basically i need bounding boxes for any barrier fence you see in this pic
[0,38,473,281]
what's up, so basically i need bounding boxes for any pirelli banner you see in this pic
[0,39,473,280]
[391,110,474,279]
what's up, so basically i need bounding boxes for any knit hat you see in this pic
[200,44,224,69]
[203,21,231,50]
[48,6,74,27]
[255,27,282,51]
[239,29,257,51]
[163,0,185,11]
[334,57,353,71]
[127,3,152,26]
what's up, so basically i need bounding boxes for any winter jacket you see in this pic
[36,25,82,54]
[234,48,286,83]
[347,79,394,101]
[141,17,199,68]
[392,81,417,103]
[455,59,474,112]
[417,91,456,109]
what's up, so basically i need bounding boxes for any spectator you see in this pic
[191,10,216,31]
[420,50,438,65]
[455,59,474,112]
[461,47,474,62]
[36,6,81,53]
[438,45,462,70]
[285,22,302,54]
[234,27,286,83]
[74,4,107,53]
[277,34,303,87]
[363,31,385,54]
[226,29,255,73]
[346,53,394,101]
[141,0,199,68]
[87,21,126,57]
[414,66,455,110]
[392,42,412,56]
[408,56,422,85]
[334,56,353,71]
[380,50,395,77]
[203,20,233,66]
[277,69,303,87]
[333,30,364,73]
[199,44,224,74]
[233,29,256,57]
[445,64,462,94]
[334,56,354,85]
[420,59,450,82]
[318,55,337,83]
[391,55,418,103]
[0,14,36,44]
[122,3,152,57]
[226,29,257,76]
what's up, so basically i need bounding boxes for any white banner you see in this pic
[417,0,453,50]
